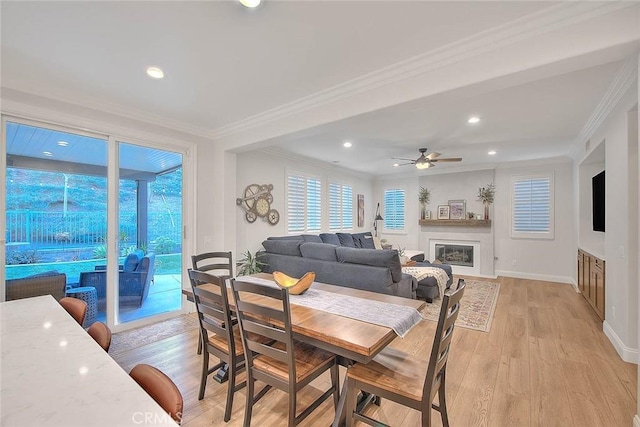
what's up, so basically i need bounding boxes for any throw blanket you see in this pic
[235,276,423,337]
[402,266,449,298]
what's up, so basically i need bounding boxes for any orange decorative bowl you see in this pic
[273,271,315,295]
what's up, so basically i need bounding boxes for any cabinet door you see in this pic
[577,251,585,293]
[594,259,605,320]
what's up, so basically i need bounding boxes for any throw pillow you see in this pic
[336,233,356,247]
[319,233,341,245]
[359,236,375,249]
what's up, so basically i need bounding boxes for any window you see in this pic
[329,182,353,230]
[511,173,554,239]
[287,173,322,233]
[383,188,405,231]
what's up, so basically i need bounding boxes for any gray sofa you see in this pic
[260,232,453,302]
[260,235,417,299]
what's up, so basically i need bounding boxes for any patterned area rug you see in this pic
[421,279,500,332]
[110,314,199,355]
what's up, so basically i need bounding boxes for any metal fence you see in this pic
[5,211,182,250]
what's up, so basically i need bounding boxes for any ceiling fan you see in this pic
[392,148,462,169]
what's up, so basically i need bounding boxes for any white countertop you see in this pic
[0,296,177,426]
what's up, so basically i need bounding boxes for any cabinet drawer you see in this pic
[593,258,605,272]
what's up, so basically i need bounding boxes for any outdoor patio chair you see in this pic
[79,252,156,309]
[5,271,67,301]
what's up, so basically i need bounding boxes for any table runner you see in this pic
[402,266,449,297]
[235,276,423,337]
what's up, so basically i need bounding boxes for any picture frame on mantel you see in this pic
[448,199,466,220]
[437,205,450,220]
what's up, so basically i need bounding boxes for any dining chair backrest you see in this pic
[59,297,87,326]
[87,321,112,352]
[230,278,296,389]
[188,269,235,351]
[191,251,233,276]
[130,364,183,424]
[423,278,466,406]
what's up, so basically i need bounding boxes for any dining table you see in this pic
[0,295,178,426]
[184,272,426,426]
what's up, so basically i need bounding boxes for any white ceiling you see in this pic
[2,1,639,176]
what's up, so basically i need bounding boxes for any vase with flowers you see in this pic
[477,183,496,220]
[418,186,430,220]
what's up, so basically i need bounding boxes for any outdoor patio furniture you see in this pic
[94,249,145,272]
[79,252,156,309]
[66,286,98,327]
[5,271,67,301]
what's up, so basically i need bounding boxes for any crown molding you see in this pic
[578,56,638,144]
[212,1,636,140]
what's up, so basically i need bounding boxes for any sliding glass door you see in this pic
[3,117,184,327]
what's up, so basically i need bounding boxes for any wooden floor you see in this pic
[113,277,637,426]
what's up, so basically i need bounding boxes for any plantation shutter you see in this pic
[329,183,353,230]
[384,189,405,231]
[512,174,554,238]
[287,175,306,233]
[306,177,321,232]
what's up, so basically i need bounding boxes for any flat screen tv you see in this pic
[592,170,605,232]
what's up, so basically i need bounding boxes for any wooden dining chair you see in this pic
[345,278,466,427]
[59,297,88,326]
[188,269,247,422]
[87,321,112,352]
[130,363,183,424]
[192,251,233,355]
[230,278,340,427]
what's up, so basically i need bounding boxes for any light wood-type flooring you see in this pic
[113,277,637,426]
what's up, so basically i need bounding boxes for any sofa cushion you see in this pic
[267,235,304,241]
[262,239,302,257]
[335,247,403,282]
[319,233,341,245]
[302,234,323,243]
[352,232,375,249]
[336,233,356,247]
[300,242,338,261]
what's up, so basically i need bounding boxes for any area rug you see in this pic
[110,314,199,355]
[421,279,500,332]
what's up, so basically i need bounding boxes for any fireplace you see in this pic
[434,243,474,267]
[429,240,481,275]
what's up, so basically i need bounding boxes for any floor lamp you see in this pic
[373,203,384,237]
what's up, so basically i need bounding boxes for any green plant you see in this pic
[477,183,496,205]
[6,250,38,265]
[93,245,107,259]
[397,246,405,257]
[153,236,177,254]
[418,186,430,205]
[237,250,266,276]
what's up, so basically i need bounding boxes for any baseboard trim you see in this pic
[494,270,573,285]
[603,321,639,364]
[633,414,640,427]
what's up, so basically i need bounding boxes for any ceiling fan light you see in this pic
[415,161,430,170]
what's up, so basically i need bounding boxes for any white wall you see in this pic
[577,82,638,362]
[493,160,575,283]
[234,150,374,254]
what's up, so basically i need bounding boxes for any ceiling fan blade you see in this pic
[395,162,414,166]
[391,157,416,161]
[430,157,462,162]
[426,152,441,160]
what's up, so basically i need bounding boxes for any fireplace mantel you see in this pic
[419,219,491,227]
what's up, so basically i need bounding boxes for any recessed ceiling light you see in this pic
[239,0,261,8]
[488,150,497,155]
[43,151,53,157]
[343,141,352,148]
[468,116,481,124]
[146,67,164,79]
[57,141,68,147]
[393,163,399,167]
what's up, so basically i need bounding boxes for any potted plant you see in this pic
[237,250,266,276]
[418,186,430,220]
[477,183,496,220]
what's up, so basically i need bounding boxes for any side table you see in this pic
[66,286,97,328]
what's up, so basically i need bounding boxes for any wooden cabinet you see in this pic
[577,249,605,320]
